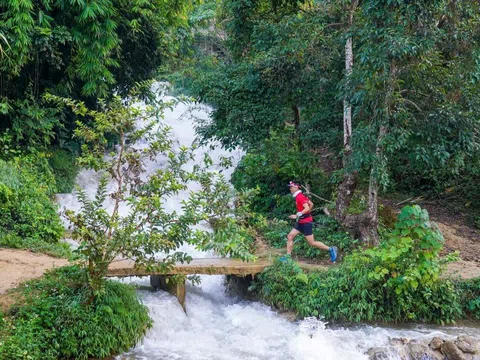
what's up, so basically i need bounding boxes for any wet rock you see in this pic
[441,340,470,360]
[390,337,410,346]
[430,337,445,351]
[407,341,444,360]
[369,336,480,360]
[367,347,391,360]
[456,336,479,354]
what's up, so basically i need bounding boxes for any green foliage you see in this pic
[0,0,192,156]
[8,95,61,148]
[0,266,151,360]
[253,259,322,317]
[173,0,480,230]
[0,156,64,251]
[0,231,70,258]
[195,174,265,260]
[457,278,480,320]
[260,215,353,259]
[48,148,79,193]
[173,0,344,151]
[0,0,190,97]
[231,131,332,218]
[47,85,255,293]
[256,206,463,323]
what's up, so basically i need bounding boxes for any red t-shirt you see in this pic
[295,192,313,224]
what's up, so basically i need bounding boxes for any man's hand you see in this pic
[289,214,297,220]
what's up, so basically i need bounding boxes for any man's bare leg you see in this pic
[305,234,330,251]
[286,228,301,255]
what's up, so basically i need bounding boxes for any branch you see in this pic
[104,130,125,259]
[402,98,423,113]
[301,185,333,204]
[324,22,344,29]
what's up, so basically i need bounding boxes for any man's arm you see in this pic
[303,202,311,213]
[295,202,311,217]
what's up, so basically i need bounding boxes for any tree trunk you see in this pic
[335,30,357,224]
[341,63,397,246]
[343,37,353,152]
[361,61,397,245]
[364,125,388,246]
[292,104,302,150]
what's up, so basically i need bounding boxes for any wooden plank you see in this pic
[106,258,273,277]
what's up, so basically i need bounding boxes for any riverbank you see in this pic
[2,246,479,299]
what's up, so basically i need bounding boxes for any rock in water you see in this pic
[407,341,444,360]
[367,347,392,360]
[456,336,479,355]
[368,336,480,360]
[441,340,470,360]
[430,337,445,351]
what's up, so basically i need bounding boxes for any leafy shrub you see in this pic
[254,259,326,317]
[198,177,266,260]
[0,230,70,258]
[231,131,331,219]
[260,215,353,259]
[0,157,64,249]
[457,278,480,319]
[0,266,152,360]
[48,148,79,193]
[255,206,463,324]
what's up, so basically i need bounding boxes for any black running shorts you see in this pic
[294,222,313,236]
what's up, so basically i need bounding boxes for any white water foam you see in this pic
[56,89,480,360]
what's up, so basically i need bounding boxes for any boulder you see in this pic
[456,336,479,354]
[367,347,392,360]
[368,335,480,360]
[407,341,444,360]
[441,340,470,360]
[430,337,445,351]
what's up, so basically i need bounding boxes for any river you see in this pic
[56,90,480,360]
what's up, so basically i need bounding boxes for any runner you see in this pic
[281,181,337,263]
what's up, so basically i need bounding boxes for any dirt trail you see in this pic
[437,222,480,262]
[0,248,68,295]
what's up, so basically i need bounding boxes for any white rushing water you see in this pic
[56,91,480,360]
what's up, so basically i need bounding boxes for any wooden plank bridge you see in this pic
[106,258,274,311]
[106,258,273,277]
[105,258,328,311]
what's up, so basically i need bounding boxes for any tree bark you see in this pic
[292,104,300,133]
[364,125,388,246]
[292,104,302,151]
[335,8,357,225]
[341,63,397,246]
[362,61,397,245]
[343,37,353,152]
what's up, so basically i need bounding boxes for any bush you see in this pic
[231,131,331,219]
[260,215,354,259]
[255,206,464,324]
[0,157,64,249]
[0,266,152,360]
[254,259,326,317]
[457,278,480,319]
[48,149,79,193]
[0,231,70,258]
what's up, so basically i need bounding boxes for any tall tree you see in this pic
[0,0,190,149]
